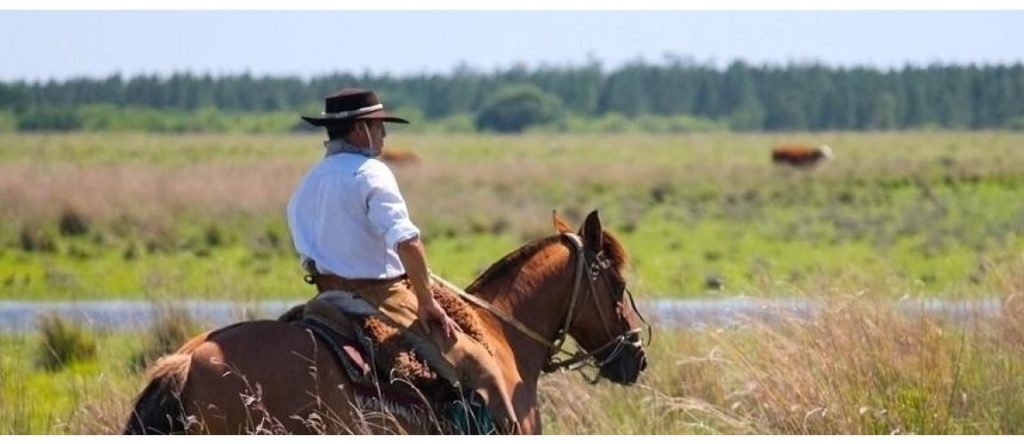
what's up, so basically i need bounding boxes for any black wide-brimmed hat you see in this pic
[301,88,409,127]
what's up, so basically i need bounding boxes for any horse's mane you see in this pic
[466,230,629,294]
[466,236,561,293]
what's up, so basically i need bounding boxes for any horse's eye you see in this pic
[612,282,626,300]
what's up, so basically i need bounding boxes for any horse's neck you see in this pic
[469,239,576,379]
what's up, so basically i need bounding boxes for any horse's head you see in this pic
[553,210,648,385]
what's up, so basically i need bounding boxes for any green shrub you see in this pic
[0,110,16,132]
[203,225,224,247]
[58,208,90,237]
[19,226,57,253]
[132,306,200,370]
[1006,116,1024,131]
[636,114,728,133]
[592,113,632,133]
[230,111,297,134]
[476,84,564,133]
[389,105,425,127]
[35,314,97,371]
[17,108,83,132]
[663,114,728,133]
[433,113,476,133]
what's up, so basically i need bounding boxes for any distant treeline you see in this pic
[2,60,1024,132]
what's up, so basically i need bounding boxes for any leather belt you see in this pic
[311,273,405,293]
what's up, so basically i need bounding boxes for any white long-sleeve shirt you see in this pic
[287,148,420,279]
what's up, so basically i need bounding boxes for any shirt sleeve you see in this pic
[358,160,421,249]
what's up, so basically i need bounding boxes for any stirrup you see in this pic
[442,394,497,435]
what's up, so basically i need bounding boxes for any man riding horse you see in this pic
[287,88,519,433]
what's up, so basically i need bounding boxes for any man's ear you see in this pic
[552,210,574,234]
[578,210,603,250]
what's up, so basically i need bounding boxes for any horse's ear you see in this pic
[579,210,603,250]
[552,210,574,234]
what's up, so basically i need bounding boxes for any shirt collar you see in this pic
[324,139,377,158]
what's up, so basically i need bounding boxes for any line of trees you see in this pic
[2,60,1024,132]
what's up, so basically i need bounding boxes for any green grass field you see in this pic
[3,129,1024,434]
[2,131,1023,300]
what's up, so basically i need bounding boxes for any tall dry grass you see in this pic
[0,162,304,228]
[6,282,1024,434]
[540,262,1024,434]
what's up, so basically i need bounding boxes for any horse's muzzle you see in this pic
[599,342,647,385]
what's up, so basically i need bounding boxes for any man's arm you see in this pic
[396,235,459,338]
[358,162,457,338]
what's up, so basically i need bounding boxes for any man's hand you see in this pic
[417,296,461,339]
[396,235,462,339]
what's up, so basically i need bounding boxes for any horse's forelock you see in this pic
[601,230,629,276]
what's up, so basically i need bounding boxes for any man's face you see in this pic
[364,120,387,150]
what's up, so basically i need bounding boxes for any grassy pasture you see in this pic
[3,282,1024,434]
[2,125,1024,436]
[2,131,1023,300]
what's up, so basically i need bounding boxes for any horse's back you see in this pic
[159,316,509,434]
[181,320,353,434]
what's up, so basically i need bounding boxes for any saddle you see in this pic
[279,282,497,434]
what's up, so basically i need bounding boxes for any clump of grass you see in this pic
[34,314,97,372]
[18,226,57,252]
[710,298,959,433]
[993,260,1024,352]
[58,207,90,237]
[131,306,201,370]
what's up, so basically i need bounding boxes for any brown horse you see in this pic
[123,210,648,434]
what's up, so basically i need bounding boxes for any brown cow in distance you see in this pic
[771,144,834,168]
[380,148,421,166]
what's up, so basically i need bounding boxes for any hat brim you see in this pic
[301,109,409,127]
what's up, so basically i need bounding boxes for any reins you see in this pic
[430,232,647,379]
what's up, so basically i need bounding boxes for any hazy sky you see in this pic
[1,10,1023,81]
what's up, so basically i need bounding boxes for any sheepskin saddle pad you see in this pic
[278,282,496,433]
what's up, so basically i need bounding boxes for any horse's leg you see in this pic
[425,328,521,433]
[180,320,356,434]
[486,340,539,434]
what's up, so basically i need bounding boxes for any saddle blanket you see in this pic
[279,285,496,434]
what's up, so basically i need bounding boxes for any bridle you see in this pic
[431,232,650,381]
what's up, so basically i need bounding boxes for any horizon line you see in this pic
[5,56,1024,84]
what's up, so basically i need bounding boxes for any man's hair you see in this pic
[325,121,358,140]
